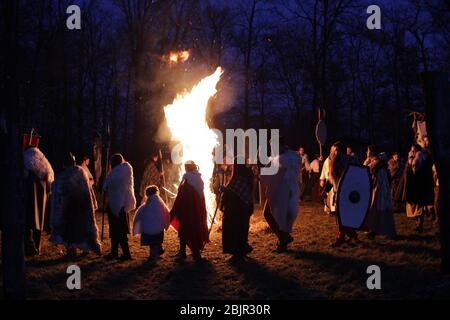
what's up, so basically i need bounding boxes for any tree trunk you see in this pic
[422,71,450,274]
[1,0,26,299]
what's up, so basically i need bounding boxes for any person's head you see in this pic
[111,153,124,168]
[346,146,353,156]
[232,156,248,177]
[184,160,198,172]
[82,155,90,166]
[145,185,159,198]
[392,152,399,161]
[332,141,346,156]
[299,147,305,155]
[63,152,76,168]
[367,145,381,158]
[411,144,422,155]
[423,136,429,148]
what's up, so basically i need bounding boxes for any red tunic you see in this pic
[170,181,209,253]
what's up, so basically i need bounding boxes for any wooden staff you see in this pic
[159,149,169,205]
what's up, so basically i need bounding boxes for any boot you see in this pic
[104,239,119,260]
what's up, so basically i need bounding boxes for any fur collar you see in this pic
[23,147,54,183]
[182,170,204,197]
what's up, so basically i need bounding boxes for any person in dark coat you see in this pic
[221,158,254,261]
[402,144,435,232]
[23,146,54,256]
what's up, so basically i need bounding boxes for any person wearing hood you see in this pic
[50,153,101,257]
[103,153,137,261]
[170,160,209,262]
[23,145,54,256]
[363,145,397,240]
[133,185,170,260]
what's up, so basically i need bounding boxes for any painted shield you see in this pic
[337,164,371,230]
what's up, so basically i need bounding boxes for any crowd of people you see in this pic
[19,134,440,264]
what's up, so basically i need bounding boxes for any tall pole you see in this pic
[159,149,169,205]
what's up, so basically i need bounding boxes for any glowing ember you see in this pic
[164,50,190,65]
[164,67,223,225]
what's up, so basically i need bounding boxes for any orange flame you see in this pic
[164,50,190,65]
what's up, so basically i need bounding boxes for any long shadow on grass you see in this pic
[296,250,441,298]
[162,259,219,299]
[229,257,326,299]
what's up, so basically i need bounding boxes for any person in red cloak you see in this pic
[170,160,209,261]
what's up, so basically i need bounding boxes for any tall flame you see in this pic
[164,67,223,225]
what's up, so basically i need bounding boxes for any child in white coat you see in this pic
[133,186,170,259]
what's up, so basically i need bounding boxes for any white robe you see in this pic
[133,194,170,236]
[103,162,136,216]
[320,157,335,213]
[261,150,300,233]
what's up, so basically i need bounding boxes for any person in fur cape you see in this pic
[260,138,301,253]
[103,153,137,261]
[170,160,209,262]
[363,145,397,240]
[23,146,54,256]
[50,153,101,257]
[133,185,170,260]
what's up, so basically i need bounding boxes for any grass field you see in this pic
[2,202,450,299]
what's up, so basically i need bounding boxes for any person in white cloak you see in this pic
[103,153,137,261]
[260,138,301,252]
[80,155,98,210]
[50,153,101,257]
[23,146,54,256]
[320,145,337,215]
[133,185,170,260]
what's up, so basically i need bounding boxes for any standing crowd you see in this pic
[17,134,439,263]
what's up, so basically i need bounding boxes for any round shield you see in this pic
[336,164,371,230]
[315,120,327,146]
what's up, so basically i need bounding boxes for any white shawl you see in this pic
[133,194,170,236]
[103,162,136,216]
[261,150,301,233]
[182,170,204,197]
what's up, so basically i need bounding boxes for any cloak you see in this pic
[50,166,101,254]
[140,161,161,197]
[133,194,170,236]
[103,162,137,216]
[260,150,301,233]
[23,147,54,231]
[170,171,209,252]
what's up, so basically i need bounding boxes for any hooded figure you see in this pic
[170,161,209,261]
[260,140,301,252]
[363,146,397,239]
[133,185,170,259]
[23,146,54,256]
[103,154,136,260]
[50,153,101,256]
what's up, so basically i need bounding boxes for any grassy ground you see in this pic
[2,202,450,299]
